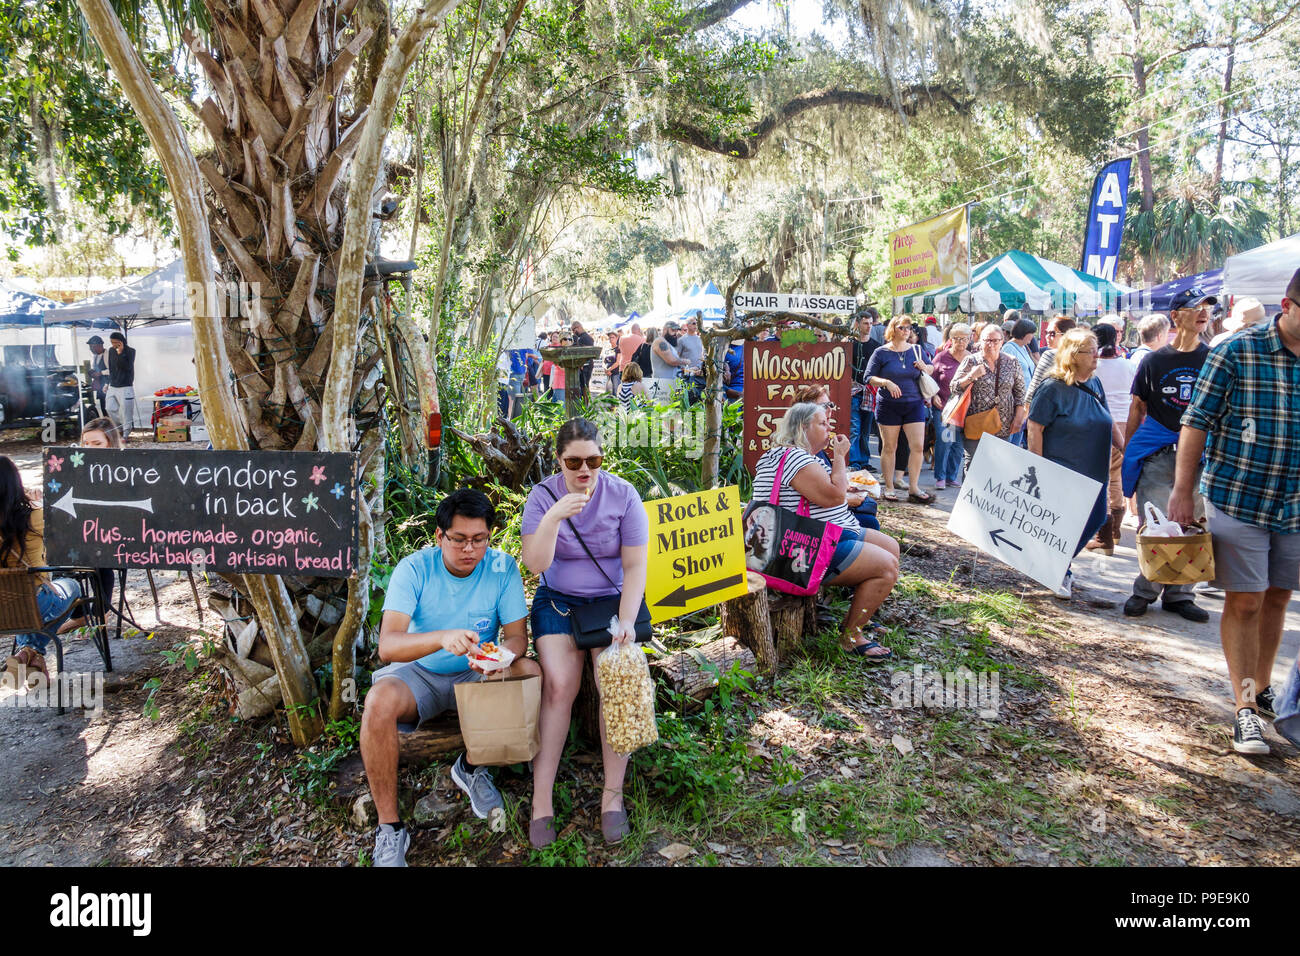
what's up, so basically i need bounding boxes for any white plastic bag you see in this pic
[1141,502,1185,538]
[596,620,658,755]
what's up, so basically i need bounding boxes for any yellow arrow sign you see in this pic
[643,485,748,623]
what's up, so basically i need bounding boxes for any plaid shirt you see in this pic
[1181,318,1300,532]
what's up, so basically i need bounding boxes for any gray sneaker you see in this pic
[1232,708,1270,755]
[451,753,504,819]
[373,825,410,867]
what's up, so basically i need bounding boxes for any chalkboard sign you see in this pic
[41,447,358,578]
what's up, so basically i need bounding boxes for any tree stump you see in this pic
[650,637,756,711]
[768,592,816,661]
[721,571,776,675]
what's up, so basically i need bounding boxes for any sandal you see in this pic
[908,491,935,505]
[882,491,900,502]
[850,640,893,662]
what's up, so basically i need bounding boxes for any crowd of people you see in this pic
[7,270,1295,866]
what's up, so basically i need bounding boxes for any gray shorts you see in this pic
[1205,501,1300,593]
[372,662,483,733]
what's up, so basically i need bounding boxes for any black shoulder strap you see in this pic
[538,482,620,591]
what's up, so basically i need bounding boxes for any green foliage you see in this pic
[633,663,765,824]
[0,1,175,245]
[279,716,362,806]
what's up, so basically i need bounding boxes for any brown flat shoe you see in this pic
[529,816,556,849]
[601,810,630,844]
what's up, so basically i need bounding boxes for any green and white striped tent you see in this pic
[893,249,1132,315]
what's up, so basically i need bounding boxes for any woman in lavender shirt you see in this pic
[520,418,649,849]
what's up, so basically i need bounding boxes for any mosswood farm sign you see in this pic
[742,342,852,471]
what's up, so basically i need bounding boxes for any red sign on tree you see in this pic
[742,341,853,472]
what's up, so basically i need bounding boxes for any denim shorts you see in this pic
[530,583,619,640]
[876,398,928,427]
[827,525,865,578]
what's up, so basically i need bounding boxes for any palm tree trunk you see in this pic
[77,0,459,744]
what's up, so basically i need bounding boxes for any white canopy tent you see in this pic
[43,259,194,326]
[1223,233,1300,309]
[37,260,200,431]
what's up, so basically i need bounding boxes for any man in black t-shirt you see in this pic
[105,331,137,443]
[850,308,880,468]
[1121,287,1214,621]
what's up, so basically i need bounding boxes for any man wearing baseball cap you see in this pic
[1169,268,1300,754]
[1120,285,1216,623]
[649,320,687,398]
[86,335,108,415]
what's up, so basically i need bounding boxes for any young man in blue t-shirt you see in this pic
[361,489,540,866]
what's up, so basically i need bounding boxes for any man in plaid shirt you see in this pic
[1169,267,1300,755]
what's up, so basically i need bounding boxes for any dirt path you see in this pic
[920,481,1300,739]
[2,431,1296,866]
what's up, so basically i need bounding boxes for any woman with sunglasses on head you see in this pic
[792,385,879,531]
[520,418,649,850]
[864,317,935,504]
[1027,329,1124,599]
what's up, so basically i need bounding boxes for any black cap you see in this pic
[1169,286,1218,311]
[86,335,103,346]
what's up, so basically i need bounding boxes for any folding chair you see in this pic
[0,568,97,714]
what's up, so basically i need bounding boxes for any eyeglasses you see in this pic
[562,455,604,471]
[818,401,838,412]
[444,533,489,549]
[981,338,1003,345]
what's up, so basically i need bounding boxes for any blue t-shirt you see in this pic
[1028,378,1112,485]
[382,546,528,674]
[865,346,923,404]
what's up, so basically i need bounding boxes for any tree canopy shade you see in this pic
[0,0,174,245]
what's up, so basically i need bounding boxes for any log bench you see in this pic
[332,718,462,809]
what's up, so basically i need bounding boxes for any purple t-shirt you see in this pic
[522,471,650,597]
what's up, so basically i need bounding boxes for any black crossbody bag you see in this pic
[538,483,653,649]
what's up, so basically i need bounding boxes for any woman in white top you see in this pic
[750,403,900,659]
[1087,322,1134,553]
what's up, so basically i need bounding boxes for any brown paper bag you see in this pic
[453,674,541,766]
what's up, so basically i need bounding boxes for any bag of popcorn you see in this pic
[596,625,658,756]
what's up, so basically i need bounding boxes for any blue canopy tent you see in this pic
[674,279,727,322]
[0,280,57,328]
[1117,269,1223,315]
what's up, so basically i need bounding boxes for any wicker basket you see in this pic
[1135,522,1215,585]
[0,568,42,635]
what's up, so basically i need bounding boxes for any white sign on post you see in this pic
[947,435,1102,592]
[733,292,857,314]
